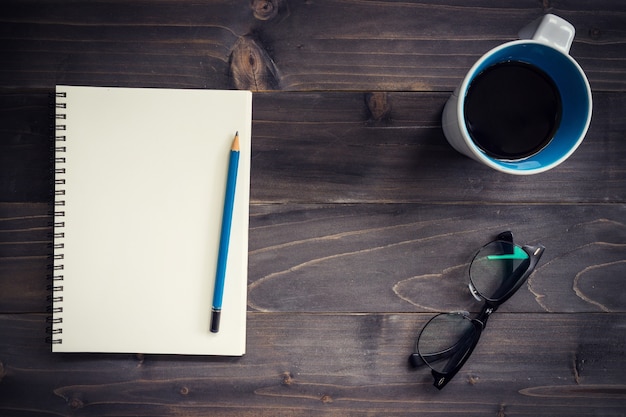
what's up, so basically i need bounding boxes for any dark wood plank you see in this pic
[0,313,624,416]
[0,203,50,313]
[1,0,625,91]
[248,203,626,314]
[2,202,624,315]
[250,91,626,204]
[1,91,625,203]
[0,92,52,203]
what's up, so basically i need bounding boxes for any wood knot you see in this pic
[229,34,280,91]
[321,394,333,403]
[467,374,479,385]
[135,353,145,367]
[250,0,281,20]
[365,92,391,123]
[281,372,294,385]
[180,386,190,395]
[573,352,584,384]
[69,397,84,409]
[589,27,602,40]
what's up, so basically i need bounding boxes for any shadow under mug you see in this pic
[442,14,592,175]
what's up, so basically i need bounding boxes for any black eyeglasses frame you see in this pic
[409,232,545,390]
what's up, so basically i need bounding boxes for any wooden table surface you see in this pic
[1,1,625,416]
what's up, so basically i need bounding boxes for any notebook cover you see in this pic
[51,86,251,355]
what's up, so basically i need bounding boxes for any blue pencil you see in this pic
[211,132,240,333]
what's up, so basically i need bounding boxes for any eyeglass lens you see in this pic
[469,241,530,301]
[417,313,479,374]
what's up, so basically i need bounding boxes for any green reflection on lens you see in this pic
[486,246,528,260]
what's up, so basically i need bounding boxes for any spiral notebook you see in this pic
[51,86,252,355]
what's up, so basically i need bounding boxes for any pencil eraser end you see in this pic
[210,309,221,333]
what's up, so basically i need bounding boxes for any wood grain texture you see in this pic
[250,91,626,204]
[1,0,625,91]
[2,203,625,315]
[0,204,50,313]
[0,93,52,202]
[230,34,281,90]
[1,91,625,203]
[248,203,626,314]
[1,1,625,415]
[0,313,625,416]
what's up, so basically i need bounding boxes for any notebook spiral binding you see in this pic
[46,91,67,345]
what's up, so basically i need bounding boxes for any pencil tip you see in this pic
[232,132,240,151]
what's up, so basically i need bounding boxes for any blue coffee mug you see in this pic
[442,14,592,175]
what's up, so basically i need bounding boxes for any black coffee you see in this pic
[464,61,561,160]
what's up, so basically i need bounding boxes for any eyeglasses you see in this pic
[409,231,545,390]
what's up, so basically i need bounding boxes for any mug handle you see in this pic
[518,13,575,54]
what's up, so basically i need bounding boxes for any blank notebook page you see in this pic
[52,86,251,355]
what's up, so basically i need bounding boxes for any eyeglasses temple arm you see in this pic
[409,353,426,367]
[409,320,477,368]
[431,328,482,390]
[410,346,462,368]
